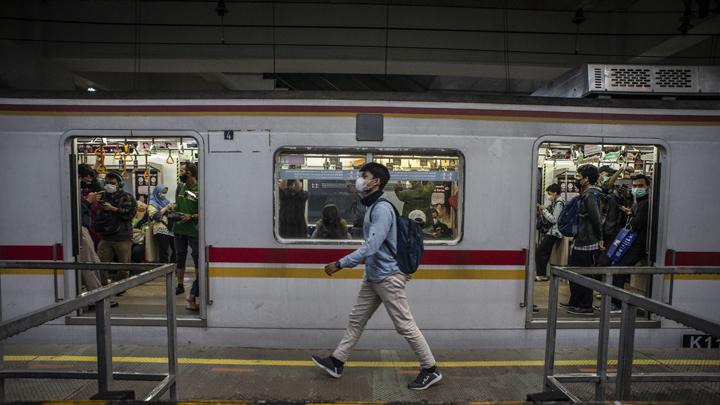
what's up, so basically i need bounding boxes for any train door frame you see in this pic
[59,129,208,326]
[525,135,670,329]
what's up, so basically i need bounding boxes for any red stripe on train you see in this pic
[0,104,719,123]
[0,245,63,261]
[665,250,720,266]
[208,247,526,266]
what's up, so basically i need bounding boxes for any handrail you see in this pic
[0,261,178,401]
[543,265,720,403]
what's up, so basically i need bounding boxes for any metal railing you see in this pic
[544,265,720,403]
[0,261,178,401]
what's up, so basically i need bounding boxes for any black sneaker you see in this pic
[610,305,622,314]
[567,306,594,316]
[559,301,571,308]
[175,284,185,295]
[408,368,442,390]
[312,355,343,378]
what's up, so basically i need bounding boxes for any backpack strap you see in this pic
[368,198,398,257]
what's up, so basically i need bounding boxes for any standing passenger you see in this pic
[565,165,604,315]
[312,163,442,391]
[95,171,137,278]
[148,184,176,263]
[278,179,309,238]
[611,174,652,312]
[535,184,564,282]
[173,163,200,310]
[77,164,105,291]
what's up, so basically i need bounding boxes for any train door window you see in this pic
[70,136,202,321]
[531,142,661,322]
[274,149,463,243]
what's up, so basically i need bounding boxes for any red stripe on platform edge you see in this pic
[0,245,62,261]
[0,104,718,123]
[666,250,720,266]
[208,247,526,266]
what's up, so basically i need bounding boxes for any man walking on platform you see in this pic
[312,162,442,391]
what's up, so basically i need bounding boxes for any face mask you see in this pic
[600,175,609,185]
[574,179,584,190]
[161,192,168,196]
[632,187,647,198]
[355,177,369,193]
[179,173,188,183]
[105,184,117,193]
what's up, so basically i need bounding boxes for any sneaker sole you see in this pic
[567,309,595,316]
[312,357,341,379]
[409,373,442,391]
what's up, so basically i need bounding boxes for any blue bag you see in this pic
[606,227,638,265]
[370,199,425,274]
[557,195,582,237]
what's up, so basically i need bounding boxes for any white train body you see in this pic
[0,95,718,349]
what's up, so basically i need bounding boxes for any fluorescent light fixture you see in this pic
[87,87,96,92]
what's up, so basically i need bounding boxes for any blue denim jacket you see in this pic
[339,197,400,282]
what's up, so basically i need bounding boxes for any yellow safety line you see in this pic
[663,274,720,280]
[0,269,65,275]
[5,355,720,368]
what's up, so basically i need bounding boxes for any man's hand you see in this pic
[536,203,545,210]
[324,261,340,276]
[85,192,99,204]
[181,214,193,222]
[599,240,605,251]
[621,206,632,214]
[101,202,117,212]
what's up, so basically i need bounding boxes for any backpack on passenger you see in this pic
[370,199,425,274]
[557,189,602,238]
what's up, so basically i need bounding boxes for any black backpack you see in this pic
[369,199,425,274]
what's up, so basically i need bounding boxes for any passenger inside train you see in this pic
[72,137,202,319]
[532,142,658,321]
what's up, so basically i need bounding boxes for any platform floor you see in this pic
[1,344,719,403]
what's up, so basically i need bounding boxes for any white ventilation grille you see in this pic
[592,67,604,90]
[598,65,699,93]
[655,68,694,89]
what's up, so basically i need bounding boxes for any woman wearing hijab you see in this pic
[311,204,350,239]
[148,184,176,263]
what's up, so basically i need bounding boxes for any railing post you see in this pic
[95,298,113,395]
[543,268,560,390]
[595,273,611,401]
[616,301,637,401]
[165,269,178,400]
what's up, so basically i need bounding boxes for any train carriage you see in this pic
[0,94,718,349]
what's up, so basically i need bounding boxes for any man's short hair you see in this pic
[185,162,198,178]
[598,165,616,175]
[545,183,561,194]
[78,164,95,178]
[359,162,390,190]
[577,164,599,185]
[631,174,651,186]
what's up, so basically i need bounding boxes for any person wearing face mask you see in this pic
[535,184,565,282]
[313,163,442,391]
[598,165,623,256]
[148,184,176,263]
[611,174,652,312]
[77,164,106,292]
[94,171,138,271]
[564,164,604,316]
[173,163,200,308]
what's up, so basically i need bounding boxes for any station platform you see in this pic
[2,344,719,403]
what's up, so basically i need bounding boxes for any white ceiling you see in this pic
[1,0,719,93]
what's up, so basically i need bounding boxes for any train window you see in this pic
[274,149,463,243]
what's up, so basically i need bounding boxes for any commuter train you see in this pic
[0,93,718,350]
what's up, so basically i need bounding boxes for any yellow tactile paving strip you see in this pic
[5,355,720,368]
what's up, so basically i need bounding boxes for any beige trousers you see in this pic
[78,227,103,290]
[333,273,436,368]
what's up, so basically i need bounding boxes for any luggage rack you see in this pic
[0,261,178,401]
[542,265,720,403]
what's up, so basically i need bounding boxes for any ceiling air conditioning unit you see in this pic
[531,64,720,98]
